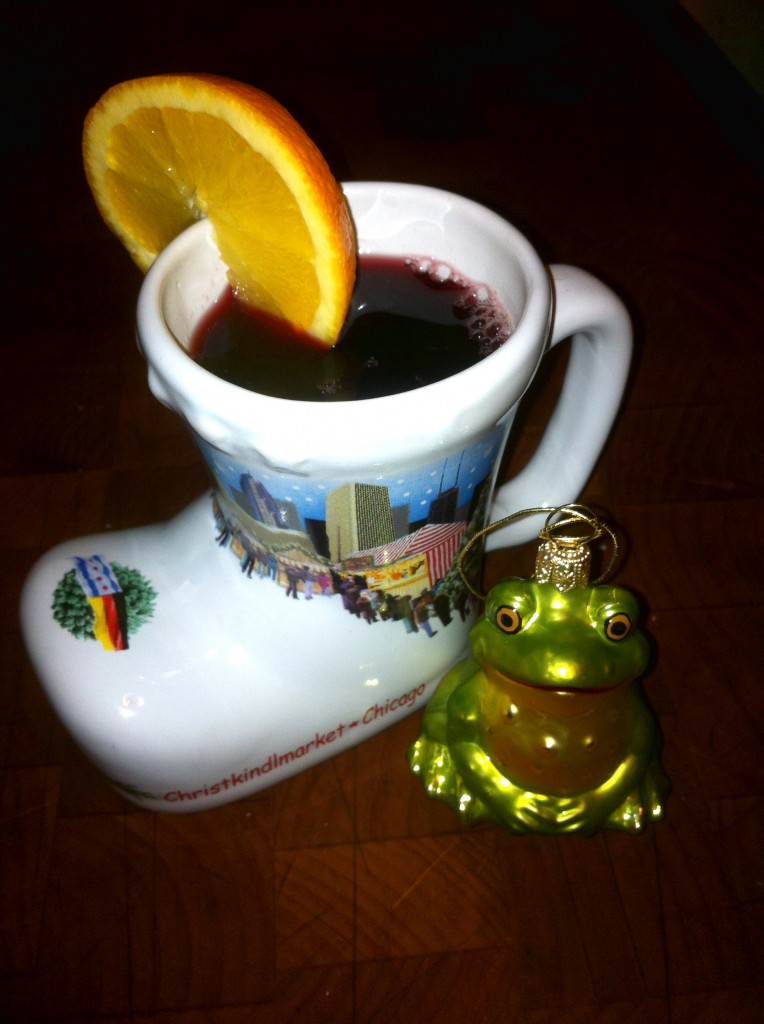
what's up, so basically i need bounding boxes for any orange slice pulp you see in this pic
[83,74,356,345]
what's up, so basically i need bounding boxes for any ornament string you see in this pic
[457,504,620,599]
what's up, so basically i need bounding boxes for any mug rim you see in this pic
[137,181,552,469]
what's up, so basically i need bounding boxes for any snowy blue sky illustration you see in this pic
[199,428,504,527]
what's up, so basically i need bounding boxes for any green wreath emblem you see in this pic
[52,562,157,642]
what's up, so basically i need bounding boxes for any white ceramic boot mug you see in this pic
[20,183,632,812]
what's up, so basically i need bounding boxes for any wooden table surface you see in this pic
[3,2,762,1021]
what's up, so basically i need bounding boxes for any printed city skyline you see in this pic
[198,430,505,540]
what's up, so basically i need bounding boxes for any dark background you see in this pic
[2,2,763,1021]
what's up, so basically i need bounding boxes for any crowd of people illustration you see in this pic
[213,496,473,636]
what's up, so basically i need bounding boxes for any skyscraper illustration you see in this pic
[391,504,410,538]
[237,474,300,531]
[428,486,459,524]
[239,474,278,524]
[326,483,395,562]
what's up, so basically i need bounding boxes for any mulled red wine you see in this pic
[190,255,512,401]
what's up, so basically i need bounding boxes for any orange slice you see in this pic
[83,74,356,345]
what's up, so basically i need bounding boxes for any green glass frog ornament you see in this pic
[408,506,667,835]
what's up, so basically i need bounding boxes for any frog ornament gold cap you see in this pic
[408,505,668,835]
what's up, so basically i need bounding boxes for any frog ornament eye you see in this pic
[496,605,523,635]
[605,612,632,642]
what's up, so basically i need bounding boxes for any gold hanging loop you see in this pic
[457,504,620,599]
